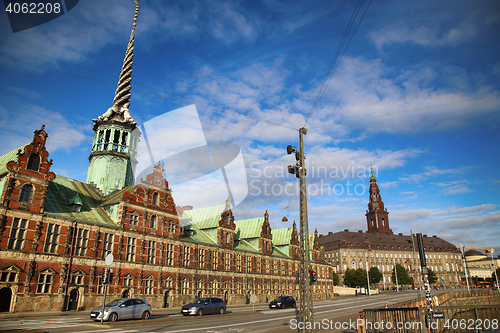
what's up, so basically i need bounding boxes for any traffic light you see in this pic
[102,268,108,284]
[108,268,113,284]
[310,270,317,283]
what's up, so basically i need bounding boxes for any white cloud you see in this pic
[432,181,474,195]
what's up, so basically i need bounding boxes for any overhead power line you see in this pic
[304,0,372,127]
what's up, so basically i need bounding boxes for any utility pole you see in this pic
[490,250,499,289]
[416,233,433,332]
[409,231,422,297]
[459,244,471,293]
[393,257,399,292]
[287,127,314,332]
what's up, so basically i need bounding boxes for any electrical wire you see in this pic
[304,0,372,127]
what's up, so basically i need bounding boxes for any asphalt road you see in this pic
[0,290,434,333]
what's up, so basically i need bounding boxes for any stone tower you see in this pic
[86,2,141,196]
[365,167,392,235]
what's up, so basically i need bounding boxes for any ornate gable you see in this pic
[290,221,299,245]
[2,125,55,213]
[260,210,272,239]
[218,197,236,249]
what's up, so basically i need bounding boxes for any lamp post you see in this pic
[365,259,370,295]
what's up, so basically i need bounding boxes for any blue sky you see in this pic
[1,0,499,251]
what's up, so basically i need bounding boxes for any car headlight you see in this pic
[277,303,281,305]
[189,307,197,311]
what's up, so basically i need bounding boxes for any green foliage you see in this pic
[392,264,413,285]
[369,267,383,284]
[332,271,340,286]
[343,268,368,287]
[427,268,438,284]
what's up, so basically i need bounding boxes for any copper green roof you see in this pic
[234,217,264,239]
[234,239,259,253]
[101,184,140,206]
[271,227,293,245]
[44,175,116,227]
[181,227,218,246]
[182,205,225,230]
[0,144,29,176]
[272,246,289,258]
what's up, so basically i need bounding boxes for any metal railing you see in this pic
[362,305,500,333]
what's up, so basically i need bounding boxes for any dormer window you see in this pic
[27,153,40,171]
[19,184,33,203]
[68,194,83,212]
[226,214,230,225]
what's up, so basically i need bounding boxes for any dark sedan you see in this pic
[269,296,296,309]
[181,297,226,316]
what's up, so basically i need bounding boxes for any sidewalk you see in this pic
[0,302,270,320]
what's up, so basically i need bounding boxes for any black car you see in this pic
[269,296,296,309]
[181,297,226,316]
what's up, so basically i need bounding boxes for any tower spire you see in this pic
[87,1,141,196]
[365,171,392,235]
[94,0,140,124]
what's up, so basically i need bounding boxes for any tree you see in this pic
[332,271,340,286]
[369,267,383,285]
[392,264,413,286]
[344,269,368,287]
[427,268,438,284]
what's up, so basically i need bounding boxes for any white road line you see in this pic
[161,295,417,333]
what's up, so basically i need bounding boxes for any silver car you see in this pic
[90,298,152,322]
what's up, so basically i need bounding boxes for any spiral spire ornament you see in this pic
[95,0,139,124]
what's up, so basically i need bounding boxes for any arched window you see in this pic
[19,184,33,203]
[150,215,156,229]
[27,154,40,171]
[152,192,158,206]
[225,232,230,244]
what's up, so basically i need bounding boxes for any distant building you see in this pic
[319,169,465,289]
[0,6,332,313]
[464,250,499,283]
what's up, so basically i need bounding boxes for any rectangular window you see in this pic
[126,237,136,262]
[146,240,155,264]
[124,276,134,287]
[212,251,218,270]
[43,223,60,253]
[75,229,89,256]
[198,249,205,269]
[130,212,138,226]
[36,272,52,293]
[0,271,18,282]
[166,220,175,234]
[7,218,27,250]
[101,233,113,259]
[183,247,190,267]
[165,243,173,266]
[145,279,154,294]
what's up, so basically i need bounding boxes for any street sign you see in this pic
[105,253,114,266]
[250,294,257,303]
[433,311,445,319]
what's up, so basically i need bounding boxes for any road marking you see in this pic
[161,294,418,332]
